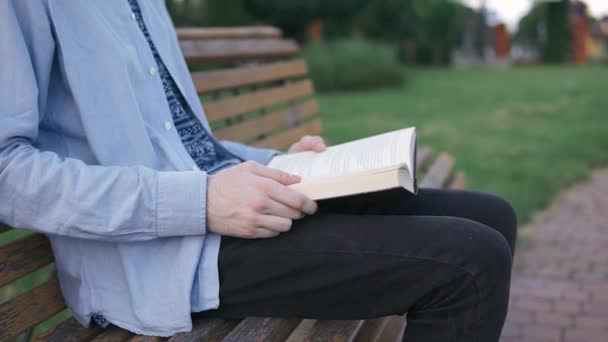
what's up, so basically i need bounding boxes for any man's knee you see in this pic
[486,193,517,228]
[452,217,513,283]
[472,192,518,253]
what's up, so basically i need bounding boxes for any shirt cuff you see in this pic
[156,171,206,237]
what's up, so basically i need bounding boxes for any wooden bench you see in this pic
[0,26,467,341]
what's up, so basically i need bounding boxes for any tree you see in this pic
[516,0,571,63]
[244,0,368,40]
[543,0,570,63]
[358,0,418,42]
[204,0,253,27]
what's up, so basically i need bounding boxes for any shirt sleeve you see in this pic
[220,141,281,166]
[0,1,206,242]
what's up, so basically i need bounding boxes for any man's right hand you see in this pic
[206,161,318,239]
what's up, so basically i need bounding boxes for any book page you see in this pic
[268,127,415,181]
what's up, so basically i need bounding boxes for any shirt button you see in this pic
[164,121,172,130]
[192,166,201,171]
[149,67,157,76]
[130,12,136,21]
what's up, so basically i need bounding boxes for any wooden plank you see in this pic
[168,318,239,342]
[420,153,455,188]
[177,26,282,40]
[33,318,104,342]
[0,233,54,287]
[192,60,308,93]
[374,316,406,342]
[449,171,467,190]
[214,99,319,143]
[416,146,432,172]
[0,278,65,341]
[91,326,133,342]
[0,222,11,234]
[180,38,299,65]
[253,119,322,150]
[301,320,364,342]
[285,319,317,342]
[222,318,301,342]
[204,80,314,123]
[352,318,391,342]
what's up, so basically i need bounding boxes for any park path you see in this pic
[501,169,608,342]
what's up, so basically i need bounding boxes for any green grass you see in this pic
[318,66,608,223]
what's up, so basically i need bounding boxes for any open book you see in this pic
[268,127,417,200]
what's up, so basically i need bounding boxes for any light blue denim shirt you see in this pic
[0,0,278,336]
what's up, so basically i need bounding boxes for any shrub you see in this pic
[303,40,405,92]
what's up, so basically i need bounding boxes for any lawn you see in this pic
[318,66,608,223]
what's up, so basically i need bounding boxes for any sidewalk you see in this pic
[501,169,608,341]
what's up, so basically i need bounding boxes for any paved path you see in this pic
[501,169,608,342]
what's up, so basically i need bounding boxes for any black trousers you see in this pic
[202,188,517,342]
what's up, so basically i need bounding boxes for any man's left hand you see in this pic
[288,135,327,154]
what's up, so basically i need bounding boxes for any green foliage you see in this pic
[359,0,475,65]
[244,0,368,39]
[358,0,417,41]
[318,66,608,223]
[204,0,253,27]
[543,0,570,63]
[166,0,252,27]
[516,3,543,44]
[303,40,405,92]
[515,0,571,63]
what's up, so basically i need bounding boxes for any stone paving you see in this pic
[501,169,608,342]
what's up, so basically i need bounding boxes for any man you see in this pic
[0,1,516,340]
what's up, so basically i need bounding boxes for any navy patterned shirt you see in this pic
[92,0,240,328]
[127,0,239,174]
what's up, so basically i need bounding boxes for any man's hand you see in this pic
[288,135,327,154]
[207,161,318,239]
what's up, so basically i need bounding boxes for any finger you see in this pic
[257,215,293,233]
[312,140,327,152]
[266,181,318,215]
[263,198,305,219]
[248,227,281,239]
[299,136,326,151]
[252,165,301,186]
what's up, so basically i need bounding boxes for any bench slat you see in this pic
[193,60,308,93]
[372,316,406,342]
[420,153,455,188]
[254,119,322,150]
[222,318,301,342]
[177,27,282,40]
[351,317,390,342]
[204,80,314,123]
[416,146,432,172]
[214,99,319,143]
[180,38,299,65]
[168,318,239,342]
[449,171,467,190]
[90,325,133,342]
[301,320,364,342]
[33,318,104,342]
[0,233,54,287]
[0,277,65,341]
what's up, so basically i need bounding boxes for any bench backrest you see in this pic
[177,26,322,150]
[0,26,321,341]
